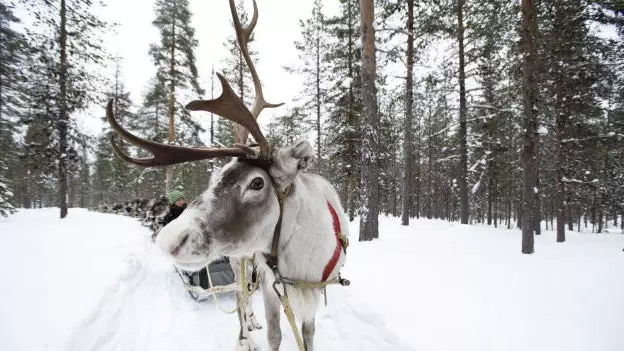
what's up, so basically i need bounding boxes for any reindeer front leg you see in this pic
[231,258,262,332]
[262,286,282,351]
[302,316,315,351]
[235,290,258,351]
[232,258,257,351]
[242,296,262,330]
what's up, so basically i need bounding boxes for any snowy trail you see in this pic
[0,209,406,351]
[1,208,623,351]
[63,237,409,351]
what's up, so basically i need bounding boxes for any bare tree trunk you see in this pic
[166,20,177,192]
[315,12,323,171]
[555,108,566,241]
[210,65,215,145]
[520,0,538,254]
[58,0,69,219]
[567,201,574,231]
[535,175,541,235]
[494,199,499,228]
[456,0,469,224]
[487,189,493,225]
[359,0,379,241]
[414,153,420,219]
[427,108,434,219]
[401,0,414,226]
[598,207,603,233]
[507,111,514,230]
[347,1,357,222]
[577,209,581,232]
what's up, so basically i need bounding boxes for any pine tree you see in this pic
[400,0,415,225]
[0,1,26,216]
[265,107,312,147]
[359,0,379,241]
[148,0,205,191]
[289,0,330,171]
[93,60,139,204]
[539,0,606,241]
[324,0,362,220]
[25,0,110,218]
[521,0,538,254]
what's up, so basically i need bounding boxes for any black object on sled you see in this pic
[175,256,235,302]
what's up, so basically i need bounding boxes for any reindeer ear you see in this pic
[291,140,314,170]
[270,140,314,188]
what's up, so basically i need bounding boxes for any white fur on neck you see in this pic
[257,172,349,321]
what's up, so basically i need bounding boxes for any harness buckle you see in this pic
[339,234,349,253]
[271,266,288,298]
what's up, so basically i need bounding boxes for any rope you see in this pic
[185,257,259,315]
[281,294,306,351]
[272,280,306,351]
[206,262,239,314]
[282,277,348,289]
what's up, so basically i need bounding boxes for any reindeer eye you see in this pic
[249,177,264,190]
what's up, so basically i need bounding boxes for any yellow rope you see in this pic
[189,257,259,314]
[290,278,342,289]
[278,289,306,351]
[206,261,239,314]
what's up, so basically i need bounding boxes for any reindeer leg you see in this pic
[244,261,262,330]
[263,287,282,351]
[235,290,258,351]
[231,258,257,351]
[231,258,262,332]
[302,316,315,351]
[243,297,262,330]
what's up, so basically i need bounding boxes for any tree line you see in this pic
[1,0,622,252]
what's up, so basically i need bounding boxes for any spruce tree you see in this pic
[324,0,362,220]
[93,60,138,204]
[289,0,330,171]
[148,0,205,191]
[521,0,538,254]
[25,0,110,218]
[359,0,379,241]
[0,1,26,216]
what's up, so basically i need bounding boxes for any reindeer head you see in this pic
[107,0,313,271]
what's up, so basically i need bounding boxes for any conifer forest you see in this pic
[0,0,622,252]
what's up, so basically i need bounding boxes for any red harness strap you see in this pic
[322,201,345,282]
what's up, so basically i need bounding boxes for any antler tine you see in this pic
[106,99,252,168]
[186,74,271,153]
[228,0,284,142]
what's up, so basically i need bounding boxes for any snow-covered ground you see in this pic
[1,208,623,351]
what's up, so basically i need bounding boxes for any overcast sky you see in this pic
[80,0,342,139]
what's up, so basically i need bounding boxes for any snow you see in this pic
[1,209,624,351]
[341,77,354,89]
[471,179,481,194]
[537,126,548,136]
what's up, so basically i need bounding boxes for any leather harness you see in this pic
[263,180,350,287]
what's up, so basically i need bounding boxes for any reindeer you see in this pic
[106,1,349,350]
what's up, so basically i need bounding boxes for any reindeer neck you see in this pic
[267,176,346,282]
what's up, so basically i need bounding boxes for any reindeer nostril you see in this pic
[170,234,189,257]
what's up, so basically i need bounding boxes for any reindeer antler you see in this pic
[186,0,283,153]
[106,100,254,167]
[107,0,281,167]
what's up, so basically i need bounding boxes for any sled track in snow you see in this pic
[66,243,152,351]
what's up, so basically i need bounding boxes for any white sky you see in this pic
[83,0,342,140]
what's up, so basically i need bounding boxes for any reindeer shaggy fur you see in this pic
[155,141,349,350]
